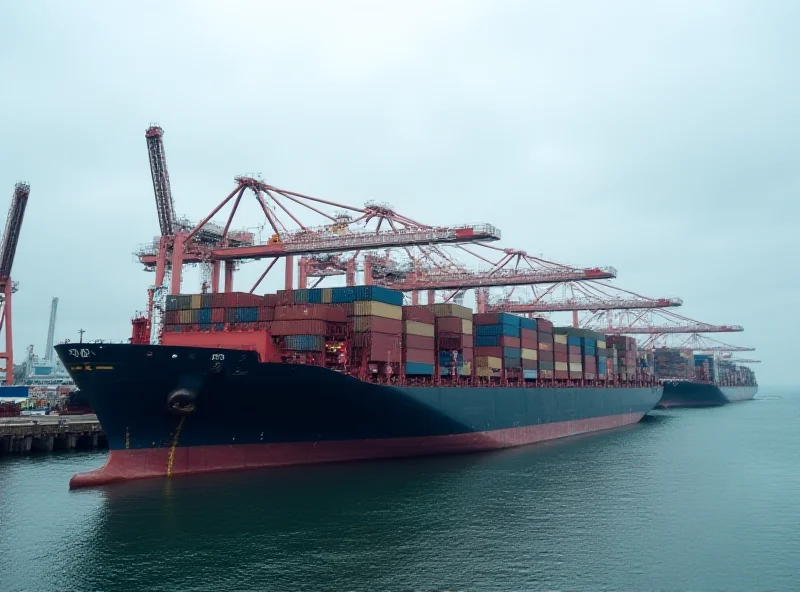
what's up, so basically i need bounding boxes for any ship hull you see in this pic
[658,381,758,408]
[55,343,662,488]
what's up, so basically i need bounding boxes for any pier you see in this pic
[0,414,108,455]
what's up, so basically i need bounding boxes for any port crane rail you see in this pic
[0,183,30,384]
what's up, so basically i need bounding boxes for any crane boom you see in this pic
[376,266,616,291]
[0,183,30,280]
[606,323,743,335]
[490,296,682,313]
[145,126,178,237]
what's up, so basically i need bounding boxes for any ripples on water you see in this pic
[1,388,798,591]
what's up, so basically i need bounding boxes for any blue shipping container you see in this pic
[165,295,179,311]
[475,335,502,347]
[583,346,596,356]
[475,324,520,337]
[503,356,522,368]
[353,286,404,306]
[198,308,212,324]
[234,307,259,323]
[523,369,538,380]
[567,335,582,347]
[518,317,538,331]
[283,334,325,351]
[0,385,29,398]
[307,289,322,304]
[199,323,211,331]
[503,347,522,359]
[598,366,608,375]
[406,362,434,375]
[494,312,521,327]
[581,337,596,347]
[330,286,356,303]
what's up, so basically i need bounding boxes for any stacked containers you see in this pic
[536,318,555,379]
[519,317,538,380]
[270,304,347,351]
[402,305,436,376]
[433,303,474,377]
[606,336,640,378]
[164,292,267,333]
[596,336,608,380]
[693,353,716,382]
[340,286,404,366]
[473,312,521,379]
[552,327,569,379]
[652,347,693,379]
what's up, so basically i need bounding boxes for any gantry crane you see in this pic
[0,183,30,384]
[45,297,58,361]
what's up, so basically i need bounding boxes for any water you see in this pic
[1,387,798,592]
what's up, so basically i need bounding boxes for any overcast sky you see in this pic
[1,0,796,384]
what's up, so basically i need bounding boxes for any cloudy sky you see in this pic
[1,0,796,384]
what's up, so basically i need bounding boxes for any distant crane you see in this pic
[45,297,58,361]
[0,183,30,384]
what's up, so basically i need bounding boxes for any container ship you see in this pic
[649,349,758,408]
[55,285,663,489]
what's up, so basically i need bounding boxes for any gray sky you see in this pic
[1,0,796,384]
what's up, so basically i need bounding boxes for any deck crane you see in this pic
[0,183,30,385]
[487,280,683,327]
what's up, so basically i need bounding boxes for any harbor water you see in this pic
[1,387,797,591]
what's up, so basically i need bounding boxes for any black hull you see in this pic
[658,381,758,408]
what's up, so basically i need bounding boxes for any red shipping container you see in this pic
[554,342,567,354]
[538,350,554,362]
[584,356,597,368]
[403,306,435,324]
[269,319,327,336]
[501,336,521,348]
[403,334,435,350]
[555,351,568,363]
[436,317,463,333]
[538,332,554,344]
[263,293,278,307]
[475,346,503,358]
[353,316,402,334]
[210,293,226,308]
[403,348,435,364]
[463,334,473,348]
[276,290,294,306]
[568,354,582,364]
[211,308,225,323]
[538,341,553,352]
[568,345,581,356]
[258,307,275,322]
[473,313,502,325]
[555,370,570,380]
[352,333,402,362]
[520,328,537,341]
[521,337,538,349]
[437,332,466,350]
[522,358,538,370]
[164,310,179,324]
[461,346,474,361]
[536,318,554,333]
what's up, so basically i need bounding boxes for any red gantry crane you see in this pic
[487,280,683,327]
[0,183,30,384]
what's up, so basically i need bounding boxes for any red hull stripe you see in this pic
[70,412,644,489]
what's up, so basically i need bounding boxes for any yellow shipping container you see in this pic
[554,333,568,345]
[569,363,583,371]
[555,361,568,371]
[190,294,202,309]
[461,319,473,334]
[404,320,435,337]
[459,362,472,375]
[433,303,473,321]
[475,367,496,377]
[475,355,502,369]
[353,301,403,320]
[521,348,538,361]
[321,288,332,304]
[597,340,606,349]
[179,309,193,324]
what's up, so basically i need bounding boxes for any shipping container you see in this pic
[555,361,568,371]
[554,351,568,363]
[436,316,464,333]
[540,369,555,379]
[270,319,328,336]
[473,312,519,326]
[437,332,470,350]
[521,348,538,361]
[523,369,538,380]
[519,317,537,331]
[538,350,554,362]
[404,348,436,364]
[475,323,520,337]
[568,345,581,356]
[474,355,502,368]
[404,320,435,338]
[503,356,522,368]
[521,358,538,370]
[554,342,567,354]
[353,301,403,320]
[403,334,435,350]
[274,304,346,322]
[520,328,537,341]
[554,333,568,345]
[461,319,473,334]
[520,337,538,349]
[405,362,434,376]
[352,285,404,306]
[538,341,553,352]
[402,305,436,324]
[352,316,403,334]
[282,334,325,351]
[475,346,503,358]
[539,360,555,371]
[432,303,473,321]
[536,318,554,333]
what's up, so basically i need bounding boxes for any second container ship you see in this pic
[649,349,758,407]
[56,285,663,489]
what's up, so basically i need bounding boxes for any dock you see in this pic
[0,414,108,455]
